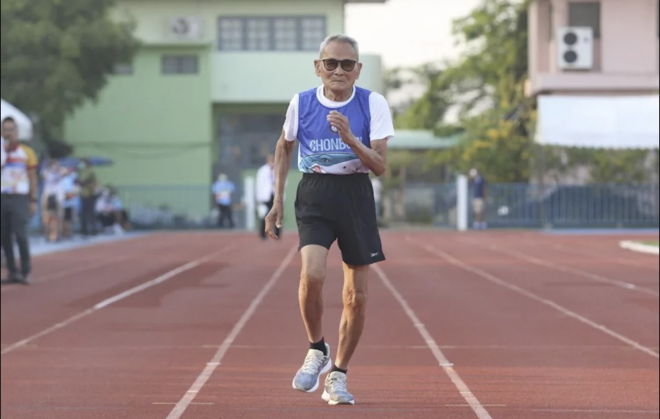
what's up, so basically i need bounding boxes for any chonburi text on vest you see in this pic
[297,87,372,175]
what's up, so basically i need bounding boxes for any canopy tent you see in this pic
[0,99,34,141]
[535,95,659,150]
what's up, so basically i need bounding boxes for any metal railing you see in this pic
[396,182,659,229]
[115,185,250,230]
[482,183,659,229]
[87,183,660,231]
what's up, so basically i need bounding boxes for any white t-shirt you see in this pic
[283,85,395,143]
[0,137,6,168]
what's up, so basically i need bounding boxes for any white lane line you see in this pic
[373,264,493,419]
[553,244,659,272]
[531,409,660,414]
[412,239,660,360]
[165,244,298,419]
[1,245,235,357]
[620,241,660,256]
[485,244,659,298]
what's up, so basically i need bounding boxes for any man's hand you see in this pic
[327,111,358,146]
[30,201,37,217]
[326,111,389,176]
[265,200,284,239]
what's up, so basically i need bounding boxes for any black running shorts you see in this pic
[295,173,385,266]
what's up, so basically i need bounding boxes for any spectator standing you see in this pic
[41,160,67,242]
[255,154,279,240]
[77,159,98,237]
[470,168,488,230]
[0,117,39,284]
[59,168,79,240]
[212,173,236,229]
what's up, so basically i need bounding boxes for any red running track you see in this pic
[1,231,658,419]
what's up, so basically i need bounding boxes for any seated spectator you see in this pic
[96,186,127,234]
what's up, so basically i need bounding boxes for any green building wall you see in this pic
[62,0,383,231]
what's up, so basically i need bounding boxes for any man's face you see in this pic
[267,155,275,168]
[315,41,362,91]
[2,121,18,143]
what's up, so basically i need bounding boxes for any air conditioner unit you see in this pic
[557,27,594,70]
[167,16,203,41]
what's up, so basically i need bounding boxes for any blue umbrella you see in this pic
[57,156,114,168]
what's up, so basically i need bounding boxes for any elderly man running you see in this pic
[265,34,395,406]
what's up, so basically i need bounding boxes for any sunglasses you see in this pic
[321,59,358,72]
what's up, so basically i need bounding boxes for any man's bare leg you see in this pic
[322,262,369,406]
[293,245,332,393]
[299,245,328,343]
[334,263,369,370]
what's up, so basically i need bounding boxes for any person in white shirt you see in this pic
[0,137,6,168]
[255,154,280,240]
[371,176,383,221]
[59,169,79,239]
[96,186,124,235]
[41,159,67,242]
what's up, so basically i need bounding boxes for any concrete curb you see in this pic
[31,233,148,257]
[620,241,660,256]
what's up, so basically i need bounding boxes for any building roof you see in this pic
[388,130,460,150]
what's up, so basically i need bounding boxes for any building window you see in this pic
[114,63,134,75]
[246,18,270,51]
[218,18,244,51]
[301,17,326,51]
[568,2,601,38]
[273,18,299,51]
[162,55,199,75]
[218,16,327,51]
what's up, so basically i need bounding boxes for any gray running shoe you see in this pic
[292,344,332,393]
[322,371,355,405]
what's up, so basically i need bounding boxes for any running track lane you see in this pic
[1,234,293,418]
[1,231,658,418]
[431,233,659,351]
[174,245,484,419]
[402,231,658,418]
[1,234,238,344]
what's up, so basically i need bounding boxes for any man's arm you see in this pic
[26,148,39,203]
[273,130,296,203]
[346,138,388,177]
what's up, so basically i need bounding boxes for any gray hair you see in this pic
[319,34,360,59]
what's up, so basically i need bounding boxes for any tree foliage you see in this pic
[1,0,140,130]
[438,0,534,183]
[393,64,454,131]
[396,0,657,184]
[392,0,534,183]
